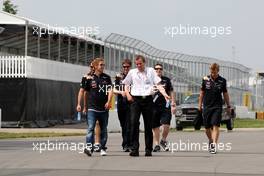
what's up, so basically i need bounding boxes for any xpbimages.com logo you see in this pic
[169,140,232,152]
[164,24,232,38]
[32,24,100,37]
[32,140,232,154]
[98,84,166,95]
[32,140,96,154]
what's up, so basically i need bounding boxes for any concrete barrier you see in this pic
[235,106,255,119]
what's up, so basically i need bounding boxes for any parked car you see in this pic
[175,93,236,131]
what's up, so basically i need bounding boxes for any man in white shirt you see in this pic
[123,55,170,157]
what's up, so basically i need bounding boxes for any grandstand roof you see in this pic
[0,11,104,45]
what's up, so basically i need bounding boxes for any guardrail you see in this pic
[0,56,26,78]
[0,56,88,82]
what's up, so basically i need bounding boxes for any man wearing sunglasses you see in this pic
[113,59,132,152]
[152,64,176,152]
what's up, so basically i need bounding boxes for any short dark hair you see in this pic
[135,55,145,63]
[122,59,132,66]
[154,63,163,68]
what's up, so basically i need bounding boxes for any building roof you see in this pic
[0,11,104,45]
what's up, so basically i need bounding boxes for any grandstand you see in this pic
[0,11,104,127]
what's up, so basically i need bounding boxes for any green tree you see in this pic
[2,0,18,15]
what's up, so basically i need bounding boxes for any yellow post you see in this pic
[243,92,251,108]
[110,95,116,110]
[185,91,192,97]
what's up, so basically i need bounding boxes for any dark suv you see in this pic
[175,93,236,131]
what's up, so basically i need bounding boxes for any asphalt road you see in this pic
[0,130,264,176]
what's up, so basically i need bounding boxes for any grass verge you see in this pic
[0,132,85,139]
[234,118,264,128]
[170,118,264,131]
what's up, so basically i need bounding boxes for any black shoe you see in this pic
[129,150,139,157]
[208,141,213,152]
[153,145,161,152]
[123,146,130,152]
[160,140,170,151]
[209,143,217,154]
[84,148,92,156]
[145,150,152,157]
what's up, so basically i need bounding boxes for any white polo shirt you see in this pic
[122,67,161,96]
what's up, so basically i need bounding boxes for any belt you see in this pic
[132,95,152,99]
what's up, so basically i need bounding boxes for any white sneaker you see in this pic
[100,149,107,156]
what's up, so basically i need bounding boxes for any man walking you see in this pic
[123,55,170,157]
[198,63,231,154]
[76,60,101,152]
[82,58,113,157]
[113,59,132,152]
[152,64,176,152]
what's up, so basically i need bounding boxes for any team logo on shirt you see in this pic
[91,80,97,88]
[205,81,211,89]
[215,83,222,90]
[102,80,108,84]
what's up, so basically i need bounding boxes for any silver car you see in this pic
[175,93,236,130]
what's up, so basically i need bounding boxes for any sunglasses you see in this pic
[99,64,105,66]
[154,67,163,70]
[123,65,130,68]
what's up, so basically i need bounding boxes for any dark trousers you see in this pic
[130,96,153,152]
[117,101,131,148]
